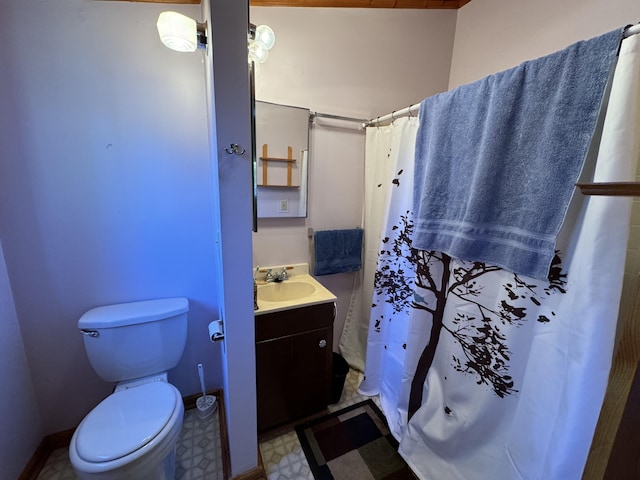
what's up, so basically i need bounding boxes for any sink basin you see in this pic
[254,266,337,315]
[258,281,317,302]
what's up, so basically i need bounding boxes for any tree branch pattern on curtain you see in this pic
[372,197,568,419]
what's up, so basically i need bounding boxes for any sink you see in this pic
[254,265,337,315]
[258,281,317,302]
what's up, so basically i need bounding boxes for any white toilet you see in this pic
[69,297,189,480]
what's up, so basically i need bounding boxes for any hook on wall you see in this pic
[224,143,246,155]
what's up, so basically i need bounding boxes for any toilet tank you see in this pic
[78,297,189,383]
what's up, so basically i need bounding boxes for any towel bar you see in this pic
[308,227,362,238]
[576,182,640,196]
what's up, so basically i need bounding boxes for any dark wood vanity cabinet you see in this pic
[255,302,335,431]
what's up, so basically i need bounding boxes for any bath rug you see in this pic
[295,400,415,479]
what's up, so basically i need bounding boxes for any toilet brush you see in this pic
[196,363,217,419]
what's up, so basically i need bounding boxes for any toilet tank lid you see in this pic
[78,297,189,329]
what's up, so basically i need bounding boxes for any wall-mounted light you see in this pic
[157,11,207,53]
[248,24,275,64]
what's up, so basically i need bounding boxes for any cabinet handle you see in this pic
[318,339,327,348]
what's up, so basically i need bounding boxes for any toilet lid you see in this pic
[76,382,178,463]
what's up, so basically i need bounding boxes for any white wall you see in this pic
[250,7,458,350]
[205,0,259,475]
[0,241,41,479]
[450,0,640,88]
[0,1,222,435]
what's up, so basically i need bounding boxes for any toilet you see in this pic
[69,297,189,480]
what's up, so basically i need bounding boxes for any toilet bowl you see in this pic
[70,381,184,480]
[70,298,189,480]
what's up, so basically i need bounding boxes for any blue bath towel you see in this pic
[412,28,623,280]
[314,228,363,276]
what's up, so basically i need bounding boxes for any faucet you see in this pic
[275,267,289,282]
[264,266,289,283]
[264,269,275,283]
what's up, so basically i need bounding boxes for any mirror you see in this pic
[255,101,310,218]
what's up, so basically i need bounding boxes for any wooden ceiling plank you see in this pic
[99,0,469,10]
[100,0,201,4]
[249,0,465,8]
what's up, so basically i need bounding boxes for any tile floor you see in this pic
[258,368,381,480]
[36,405,223,480]
[35,368,377,480]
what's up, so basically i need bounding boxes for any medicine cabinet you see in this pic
[255,101,310,218]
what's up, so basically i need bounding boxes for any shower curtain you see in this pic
[339,120,417,371]
[360,33,640,480]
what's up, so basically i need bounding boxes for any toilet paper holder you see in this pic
[208,320,224,342]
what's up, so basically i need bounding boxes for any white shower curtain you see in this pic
[360,33,640,480]
[339,118,418,371]
[357,116,421,433]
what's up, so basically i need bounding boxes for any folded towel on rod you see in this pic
[412,28,624,280]
[313,228,364,276]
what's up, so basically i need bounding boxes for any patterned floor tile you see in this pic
[35,368,375,480]
[259,368,379,480]
[36,405,223,480]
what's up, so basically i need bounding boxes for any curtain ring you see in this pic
[376,116,381,128]
[408,105,416,118]
[391,111,397,123]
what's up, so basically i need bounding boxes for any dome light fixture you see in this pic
[255,25,276,51]
[157,11,207,53]
[248,24,275,64]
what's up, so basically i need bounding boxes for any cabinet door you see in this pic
[256,326,332,431]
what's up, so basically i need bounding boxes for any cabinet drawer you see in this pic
[255,301,334,342]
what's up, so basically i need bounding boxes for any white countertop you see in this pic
[254,264,337,316]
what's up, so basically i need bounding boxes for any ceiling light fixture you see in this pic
[248,24,275,64]
[157,11,207,53]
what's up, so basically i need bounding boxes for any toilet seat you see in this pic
[75,382,178,463]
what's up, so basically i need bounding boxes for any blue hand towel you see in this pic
[314,228,363,276]
[412,28,623,280]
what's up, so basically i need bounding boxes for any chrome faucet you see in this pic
[275,267,289,282]
[264,269,275,283]
[264,267,289,283]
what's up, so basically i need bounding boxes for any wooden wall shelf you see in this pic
[577,182,640,197]
[259,144,298,187]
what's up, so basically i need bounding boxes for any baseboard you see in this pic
[226,430,266,480]
[217,392,232,479]
[18,429,74,480]
[229,465,267,480]
[18,438,49,480]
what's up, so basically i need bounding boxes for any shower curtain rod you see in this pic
[364,23,640,129]
[625,23,640,37]
[310,111,368,124]
[364,103,420,128]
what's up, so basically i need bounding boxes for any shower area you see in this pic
[345,26,640,479]
[250,5,640,479]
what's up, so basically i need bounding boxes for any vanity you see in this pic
[254,264,337,431]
